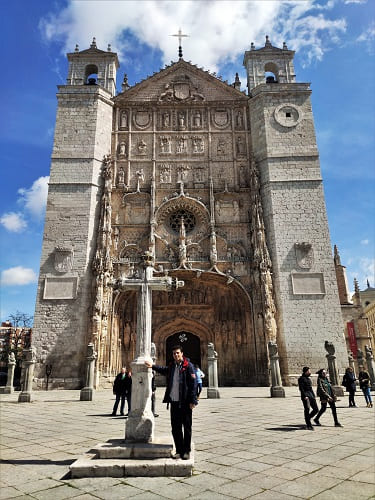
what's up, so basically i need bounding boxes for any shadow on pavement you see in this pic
[0,459,75,465]
[265,425,306,432]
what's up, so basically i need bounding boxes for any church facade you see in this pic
[32,37,347,389]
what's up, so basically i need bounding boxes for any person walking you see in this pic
[195,365,205,399]
[358,369,373,408]
[298,366,318,430]
[342,367,357,407]
[314,369,342,427]
[151,370,159,417]
[111,367,132,416]
[145,345,198,460]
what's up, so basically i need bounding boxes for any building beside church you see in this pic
[31,37,348,389]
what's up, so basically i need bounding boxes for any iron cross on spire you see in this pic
[171,28,189,59]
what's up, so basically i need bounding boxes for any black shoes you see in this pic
[182,452,190,460]
[153,413,159,417]
[306,425,314,431]
[313,419,321,426]
[335,422,343,427]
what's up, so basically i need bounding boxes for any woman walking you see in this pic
[314,369,342,427]
[358,369,373,408]
[342,367,357,407]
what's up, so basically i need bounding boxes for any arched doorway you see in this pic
[166,331,201,367]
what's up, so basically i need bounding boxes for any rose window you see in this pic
[169,209,196,233]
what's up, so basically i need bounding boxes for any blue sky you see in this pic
[0,0,374,323]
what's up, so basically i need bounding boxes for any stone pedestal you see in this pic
[18,348,36,403]
[207,342,220,399]
[2,353,16,394]
[125,361,154,443]
[268,341,285,398]
[80,343,97,401]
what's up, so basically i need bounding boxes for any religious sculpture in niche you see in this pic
[239,165,247,187]
[194,165,205,182]
[162,111,170,128]
[192,110,202,128]
[159,163,172,183]
[160,136,171,154]
[118,141,127,158]
[117,167,125,187]
[217,139,226,156]
[54,246,74,273]
[178,112,186,130]
[192,136,204,153]
[177,164,190,182]
[236,110,244,128]
[236,136,246,156]
[137,140,147,155]
[120,111,128,128]
[294,242,314,269]
[135,169,145,190]
[176,136,187,154]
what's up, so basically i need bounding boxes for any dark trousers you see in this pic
[316,400,339,424]
[302,397,318,427]
[170,402,192,456]
[113,392,131,414]
[197,383,203,397]
[348,390,356,406]
[151,391,156,415]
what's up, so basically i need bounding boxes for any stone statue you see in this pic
[119,142,126,156]
[117,167,125,186]
[135,169,145,191]
[162,112,170,127]
[137,140,147,155]
[236,136,245,155]
[207,342,220,398]
[268,341,285,397]
[193,111,201,127]
[120,111,128,128]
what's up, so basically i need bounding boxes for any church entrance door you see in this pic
[166,331,201,367]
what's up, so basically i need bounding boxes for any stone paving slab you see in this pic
[1,387,374,499]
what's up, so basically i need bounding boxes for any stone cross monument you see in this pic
[2,352,16,394]
[207,342,220,399]
[324,341,344,397]
[268,342,285,398]
[116,253,184,442]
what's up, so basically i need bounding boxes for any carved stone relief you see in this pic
[160,136,171,154]
[294,242,314,269]
[159,163,172,183]
[177,164,190,182]
[212,109,230,129]
[54,247,74,273]
[119,110,128,129]
[158,76,204,102]
[133,110,152,129]
[118,141,127,158]
[176,136,187,154]
[192,136,204,154]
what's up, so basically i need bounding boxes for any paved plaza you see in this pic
[1,387,374,499]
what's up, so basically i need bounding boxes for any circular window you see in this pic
[169,210,196,233]
[274,104,302,128]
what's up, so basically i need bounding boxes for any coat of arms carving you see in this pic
[294,242,313,269]
[54,247,74,273]
[159,76,204,102]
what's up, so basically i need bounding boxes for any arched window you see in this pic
[85,64,98,85]
[264,62,279,84]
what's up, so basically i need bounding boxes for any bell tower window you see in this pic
[85,64,98,85]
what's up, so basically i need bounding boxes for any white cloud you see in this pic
[39,0,347,73]
[361,239,369,245]
[18,176,49,219]
[356,22,375,54]
[344,0,367,4]
[0,212,27,233]
[1,267,38,286]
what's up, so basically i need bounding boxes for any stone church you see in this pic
[32,36,348,389]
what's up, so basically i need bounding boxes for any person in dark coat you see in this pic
[151,370,159,417]
[314,369,342,427]
[111,367,132,416]
[145,345,198,460]
[342,367,357,407]
[358,369,373,407]
[298,366,318,430]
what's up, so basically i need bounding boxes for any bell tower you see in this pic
[32,40,119,389]
[245,37,347,380]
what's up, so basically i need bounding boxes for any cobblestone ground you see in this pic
[0,387,374,499]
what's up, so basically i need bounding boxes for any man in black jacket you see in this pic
[298,366,318,430]
[111,367,132,416]
[145,345,197,460]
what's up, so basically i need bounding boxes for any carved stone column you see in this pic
[268,342,285,397]
[207,342,220,399]
[80,343,97,401]
[325,341,344,396]
[3,352,16,394]
[365,345,375,391]
[18,347,36,403]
